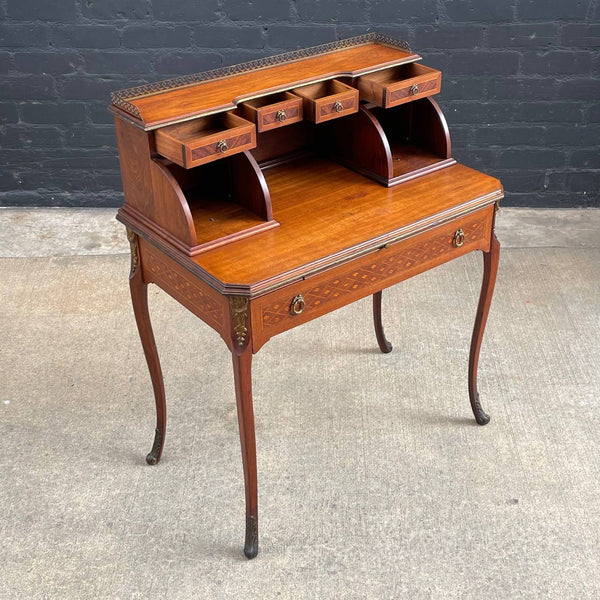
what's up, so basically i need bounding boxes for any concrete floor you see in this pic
[1,208,599,599]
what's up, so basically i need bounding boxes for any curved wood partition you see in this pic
[317,105,393,183]
[162,152,278,256]
[367,97,456,186]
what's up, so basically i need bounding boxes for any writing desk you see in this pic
[110,34,503,559]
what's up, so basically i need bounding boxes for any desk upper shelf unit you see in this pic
[111,34,493,277]
[110,34,419,129]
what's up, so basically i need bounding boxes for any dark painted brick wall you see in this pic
[1,0,598,207]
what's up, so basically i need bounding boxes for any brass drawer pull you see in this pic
[333,100,343,112]
[409,84,419,96]
[453,228,465,247]
[290,294,306,315]
[275,109,287,122]
[216,139,228,153]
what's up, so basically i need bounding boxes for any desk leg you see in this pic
[127,229,167,465]
[373,291,393,353]
[232,345,259,559]
[468,234,500,425]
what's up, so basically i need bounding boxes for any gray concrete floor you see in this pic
[1,208,599,599]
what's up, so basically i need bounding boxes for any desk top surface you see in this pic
[187,160,503,294]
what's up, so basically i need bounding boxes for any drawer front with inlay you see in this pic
[239,92,303,133]
[251,206,494,350]
[259,102,302,131]
[386,74,440,106]
[189,129,255,164]
[317,93,357,122]
[358,63,441,109]
[293,79,359,124]
[155,112,256,168]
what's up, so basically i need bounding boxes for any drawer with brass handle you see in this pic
[251,206,493,351]
[292,79,359,124]
[357,62,441,108]
[238,91,303,133]
[154,112,256,169]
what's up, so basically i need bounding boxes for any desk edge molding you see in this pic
[117,187,503,299]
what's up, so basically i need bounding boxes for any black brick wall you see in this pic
[1,1,598,207]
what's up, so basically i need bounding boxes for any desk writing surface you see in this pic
[190,160,502,291]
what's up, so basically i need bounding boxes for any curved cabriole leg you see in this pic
[127,229,167,465]
[373,291,393,353]
[230,295,258,559]
[468,234,500,425]
[232,345,259,559]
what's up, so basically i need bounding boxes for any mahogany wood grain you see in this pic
[468,232,501,425]
[228,151,274,221]
[317,105,393,182]
[414,97,452,159]
[116,42,419,129]
[114,117,154,216]
[187,198,270,248]
[368,97,454,184]
[121,152,278,256]
[118,157,206,257]
[188,160,502,293]
[148,159,196,247]
[250,121,315,164]
[162,150,272,222]
[231,345,259,559]
[228,294,258,558]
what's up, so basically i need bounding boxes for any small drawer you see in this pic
[358,63,441,108]
[292,79,359,124]
[154,112,256,169]
[238,92,303,133]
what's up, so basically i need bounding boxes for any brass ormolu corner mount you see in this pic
[229,296,249,348]
[126,228,139,276]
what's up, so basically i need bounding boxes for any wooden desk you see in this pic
[110,34,503,559]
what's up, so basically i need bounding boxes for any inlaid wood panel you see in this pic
[388,77,439,105]
[250,206,493,350]
[139,238,228,338]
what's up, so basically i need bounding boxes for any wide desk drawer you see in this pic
[251,206,494,351]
